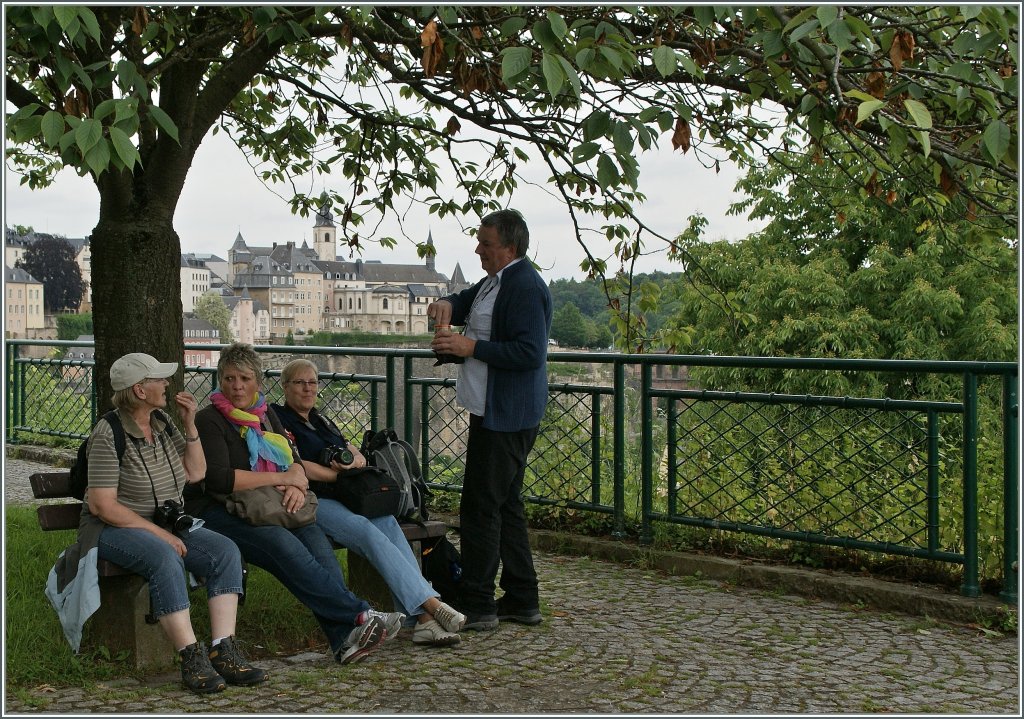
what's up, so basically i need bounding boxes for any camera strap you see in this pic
[131,431,182,512]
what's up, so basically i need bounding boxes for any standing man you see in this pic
[428,209,552,631]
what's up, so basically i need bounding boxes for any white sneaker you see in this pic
[412,619,461,646]
[361,609,405,642]
[432,602,466,633]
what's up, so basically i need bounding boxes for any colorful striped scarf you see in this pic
[209,390,294,472]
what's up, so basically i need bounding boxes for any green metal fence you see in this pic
[5,339,1017,602]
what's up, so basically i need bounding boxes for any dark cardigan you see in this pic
[443,258,553,431]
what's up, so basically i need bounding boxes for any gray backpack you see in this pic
[361,428,431,522]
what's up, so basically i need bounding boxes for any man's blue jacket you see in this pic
[444,259,552,432]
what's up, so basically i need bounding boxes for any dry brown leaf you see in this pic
[242,18,257,46]
[836,211,846,225]
[939,166,959,197]
[131,7,149,36]
[865,71,886,99]
[339,22,352,48]
[671,117,691,153]
[471,25,484,41]
[885,190,897,205]
[967,201,977,221]
[446,116,461,136]
[421,20,438,48]
[890,30,915,72]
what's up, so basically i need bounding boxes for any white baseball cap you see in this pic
[110,353,178,391]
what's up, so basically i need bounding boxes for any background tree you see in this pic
[14,236,85,313]
[56,313,93,341]
[5,6,1017,407]
[661,141,1018,397]
[193,292,234,344]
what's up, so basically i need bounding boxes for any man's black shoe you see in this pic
[496,600,542,625]
[461,612,499,631]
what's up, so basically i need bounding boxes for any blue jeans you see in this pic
[97,525,243,620]
[196,504,369,654]
[315,498,437,616]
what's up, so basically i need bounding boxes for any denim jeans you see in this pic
[97,525,243,620]
[315,498,437,616]
[196,503,369,654]
[458,417,540,614]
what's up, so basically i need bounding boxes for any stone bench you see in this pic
[30,471,447,669]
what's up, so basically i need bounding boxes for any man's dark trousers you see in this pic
[458,414,540,614]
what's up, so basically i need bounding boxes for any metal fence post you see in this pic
[961,372,980,598]
[612,360,626,538]
[1001,370,1018,603]
[6,342,19,444]
[385,354,396,429]
[640,362,653,545]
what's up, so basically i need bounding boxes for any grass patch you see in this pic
[4,507,330,689]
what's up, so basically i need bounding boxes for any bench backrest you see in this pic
[30,471,86,532]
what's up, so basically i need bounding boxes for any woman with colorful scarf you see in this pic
[184,343,401,665]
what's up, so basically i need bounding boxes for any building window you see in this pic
[382,298,389,310]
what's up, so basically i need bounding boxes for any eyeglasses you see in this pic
[288,380,319,388]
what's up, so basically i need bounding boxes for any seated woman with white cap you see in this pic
[48,352,268,695]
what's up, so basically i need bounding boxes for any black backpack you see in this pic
[69,409,175,500]
[421,535,462,606]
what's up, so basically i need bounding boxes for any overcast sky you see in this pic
[3,117,764,282]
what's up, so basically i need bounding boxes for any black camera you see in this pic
[319,445,354,466]
[153,500,196,533]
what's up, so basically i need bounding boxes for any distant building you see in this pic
[4,263,45,338]
[222,287,270,345]
[4,227,91,311]
[227,207,457,340]
[180,255,212,313]
[183,317,221,368]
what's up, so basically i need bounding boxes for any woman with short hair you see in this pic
[272,358,465,646]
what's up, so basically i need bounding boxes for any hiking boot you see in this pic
[208,636,269,686]
[335,615,386,664]
[461,612,499,631]
[496,599,543,625]
[179,642,226,694]
[432,602,466,633]
[412,619,461,646]
[359,609,406,642]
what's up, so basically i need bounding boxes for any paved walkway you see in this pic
[4,454,1020,714]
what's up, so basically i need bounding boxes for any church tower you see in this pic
[425,230,436,272]
[313,202,337,262]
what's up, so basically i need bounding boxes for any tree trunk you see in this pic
[90,213,184,412]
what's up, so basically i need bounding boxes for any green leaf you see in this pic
[556,55,581,100]
[109,126,140,168]
[856,99,886,125]
[500,17,528,39]
[816,5,838,30]
[572,141,601,163]
[844,89,876,103]
[92,99,116,122]
[74,118,102,154]
[982,120,1010,162]
[575,47,595,72]
[77,7,102,42]
[904,99,932,129]
[147,104,180,142]
[53,6,78,33]
[583,111,610,141]
[531,19,558,52]
[916,129,931,158]
[612,122,633,157]
[84,139,110,176]
[762,30,786,58]
[500,47,532,86]
[653,45,676,77]
[596,153,619,188]
[782,6,816,33]
[790,19,819,43]
[41,111,65,147]
[547,10,568,40]
[541,53,565,98]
